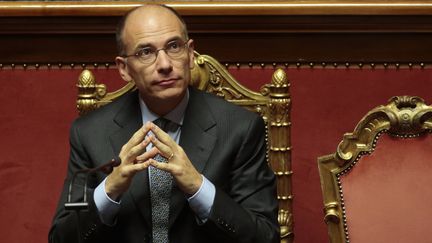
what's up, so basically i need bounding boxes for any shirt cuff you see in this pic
[94,178,121,226]
[187,175,215,223]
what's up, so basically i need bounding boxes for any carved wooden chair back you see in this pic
[318,96,432,243]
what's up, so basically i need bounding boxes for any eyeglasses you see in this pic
[122,39,189,65]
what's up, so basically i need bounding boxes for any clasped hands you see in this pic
[105,121,203,200]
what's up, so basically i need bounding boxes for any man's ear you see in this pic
[187,39,195,70]
[115,56,133,82]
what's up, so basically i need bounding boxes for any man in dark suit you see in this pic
[49,4,278,243]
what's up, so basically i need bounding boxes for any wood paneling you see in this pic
[1,1,432,64]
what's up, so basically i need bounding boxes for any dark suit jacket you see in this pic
[49,87,279,243]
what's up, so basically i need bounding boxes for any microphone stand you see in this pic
[64,158,120,243]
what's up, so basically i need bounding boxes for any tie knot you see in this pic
[154,117,169,131]
[154,117,177,132]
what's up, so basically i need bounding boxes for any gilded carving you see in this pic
[78,69,95,87]
[76,70,107,115]
[323,202,340,224]
[279,209,294,243]
[265,69,293,242]
[205,63,244,100]
[272,69,289,87]
[318,96,432,243]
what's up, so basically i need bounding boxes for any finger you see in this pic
[150,122,176,147]
[122,160,152,176]
[135,146,159,163]
[149,134,173,159]
[122,123,152,152]
[149,159,174,173]
[123,137,151,164]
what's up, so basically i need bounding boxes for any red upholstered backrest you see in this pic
[341,133,432,243]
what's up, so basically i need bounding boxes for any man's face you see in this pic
[116,7,194,108]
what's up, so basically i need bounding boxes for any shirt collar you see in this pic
[139,89,189,126]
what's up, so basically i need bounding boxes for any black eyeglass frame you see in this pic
[121,39,190,65]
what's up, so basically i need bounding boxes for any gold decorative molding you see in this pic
[76,52,294,242]
[191,54,269,113]
[76,70,136,115]
[267,68,293,243]
[279,209,294,243]
[3,1,432,16]
[317,95,432,243]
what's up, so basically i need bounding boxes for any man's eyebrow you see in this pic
[166,36,183,43]
[135,43,153,51]
[133,37,182,50]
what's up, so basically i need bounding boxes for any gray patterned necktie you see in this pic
[150,118,173,243]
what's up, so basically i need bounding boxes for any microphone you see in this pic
[65,157,121,211]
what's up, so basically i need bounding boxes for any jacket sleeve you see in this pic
[202,115,280,243]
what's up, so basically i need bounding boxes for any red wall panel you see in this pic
[0,68,122,243]
[1,66,432,243]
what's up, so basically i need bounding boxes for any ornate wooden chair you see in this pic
[318,96,432,243]
[76,52,294,242]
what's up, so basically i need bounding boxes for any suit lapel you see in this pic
[108,91,152,228]
[169,88,217,228]
[106,89,218,229]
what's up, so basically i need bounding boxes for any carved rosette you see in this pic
[386,96,432,134]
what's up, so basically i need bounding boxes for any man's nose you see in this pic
[155,50,173,73]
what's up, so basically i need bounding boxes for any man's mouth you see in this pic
[155,78,178,86]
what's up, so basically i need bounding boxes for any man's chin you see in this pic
[147,87,186,101]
